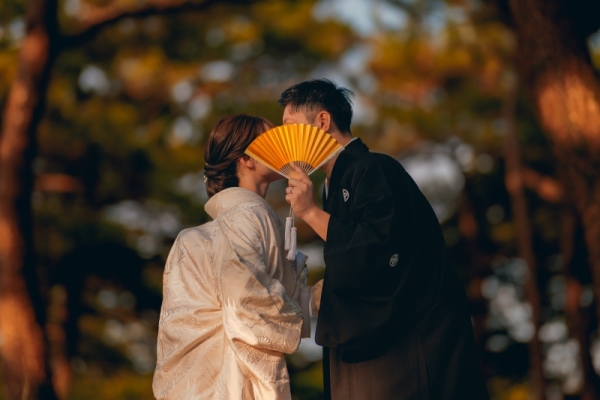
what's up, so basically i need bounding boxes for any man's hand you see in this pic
[285,163,318,219]
[285,163,330,241]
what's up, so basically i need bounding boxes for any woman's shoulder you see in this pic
[221,195,277,220]
[175,221,217,249]
[218,202,284,246]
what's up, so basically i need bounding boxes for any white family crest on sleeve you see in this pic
[389,254,399,267]
[342,189,350,202]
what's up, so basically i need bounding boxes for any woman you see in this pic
[153,115,304,400]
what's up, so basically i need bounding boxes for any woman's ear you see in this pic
[315,111,331,132]
[238,154,255,170]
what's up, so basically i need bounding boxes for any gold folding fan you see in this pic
[245,123,344,179]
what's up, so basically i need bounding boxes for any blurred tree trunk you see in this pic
[502,81,546,400]
[0,0,225,398]
[506,0,600,364]
[560,206,597,399]
[0,0,59,398]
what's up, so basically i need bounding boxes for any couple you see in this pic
[153,80,489,400]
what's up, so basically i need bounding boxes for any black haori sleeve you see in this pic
[316,158,412,362]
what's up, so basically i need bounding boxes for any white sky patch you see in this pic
[175,171,209,204]
[64,0,80,17]
[171,80,194,103]
[539,319,568,344]
[309,63,352,88]
[340,45,372,75]
[8,18,25,43]
[189,94,212,121]
[423,3,447,35]
[352,94,377,126]
[79,65,111,95]
[374,1,409,31]
[200,60,234,82]
[314,0,374,36]
[314,0,407,37]
[454,143,475,171]
[103,200,182,238]
[445,5,467,24]
[169,116,200,146]
[400,146,465,223]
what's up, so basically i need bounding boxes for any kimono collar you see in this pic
[324,138,369,209]
[330,137,369,182]
[342,137,368,155]
[204,187,267,220]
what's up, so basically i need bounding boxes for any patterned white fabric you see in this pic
[153,187,303,400]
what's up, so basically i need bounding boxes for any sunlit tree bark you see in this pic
[0,0,59,398]
[0,0,225,398]
[506,0,600,378]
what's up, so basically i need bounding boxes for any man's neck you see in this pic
[334,132,353,147]
[322,133,354,180]
[322,156,337,180]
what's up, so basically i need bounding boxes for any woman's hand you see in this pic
[311,279,324,316]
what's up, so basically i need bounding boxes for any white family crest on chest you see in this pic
[389,254,399,267]
[342,189,350,202]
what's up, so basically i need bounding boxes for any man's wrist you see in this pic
[301,206,329,241]
[303,206,321,223]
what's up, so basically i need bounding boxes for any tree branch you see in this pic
[521,167,564,204]
[61,0,253,48]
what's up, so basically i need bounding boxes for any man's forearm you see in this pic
[302,207,330,241]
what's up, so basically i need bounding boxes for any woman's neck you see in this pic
[238,178,269,198]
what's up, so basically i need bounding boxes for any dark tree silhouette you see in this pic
[499,0,600,398]
[502,81,546,399]
[0,0,234,398]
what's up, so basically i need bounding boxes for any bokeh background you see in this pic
[1,0,600,399]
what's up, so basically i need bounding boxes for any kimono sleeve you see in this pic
[218,205,303,356]
[154,230,220,399]
[318,160,407,358]
[324,159,397,294]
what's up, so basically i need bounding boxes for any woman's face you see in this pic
[247,123,283,184]
[257,123,282,183]
[255,160,283,183]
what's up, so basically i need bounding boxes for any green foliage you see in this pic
[2,0,600,398]
[68,371,154,400]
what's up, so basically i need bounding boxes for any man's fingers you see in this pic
[288,178,312,190]
[289,162,310,181]
[288,178,301,188]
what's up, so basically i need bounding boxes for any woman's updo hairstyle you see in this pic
[203,114,272,198]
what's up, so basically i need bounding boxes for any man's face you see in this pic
[282,105,315,127]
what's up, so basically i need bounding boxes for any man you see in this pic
[281,79,489,400]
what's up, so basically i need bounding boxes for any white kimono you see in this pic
[153,187,303,400]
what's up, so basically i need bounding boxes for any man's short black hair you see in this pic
[278,79,354,133]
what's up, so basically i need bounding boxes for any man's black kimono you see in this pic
[317,138,489,400]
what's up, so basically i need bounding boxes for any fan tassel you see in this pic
[284,217,292,251]
[287,227,297,261]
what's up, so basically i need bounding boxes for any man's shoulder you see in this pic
[344,150,403,175]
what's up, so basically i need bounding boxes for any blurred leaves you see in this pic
[1,0,600,398]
